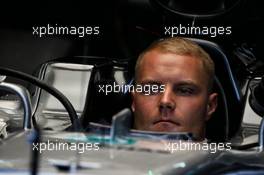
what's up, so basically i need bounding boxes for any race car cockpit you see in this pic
[1,0,264,174]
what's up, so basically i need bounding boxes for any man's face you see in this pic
[132,50,217,140]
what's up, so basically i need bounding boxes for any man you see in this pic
[131,37,218,141]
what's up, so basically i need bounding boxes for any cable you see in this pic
[0,67,82,131]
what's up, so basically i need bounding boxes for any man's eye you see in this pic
[176,87,195,95]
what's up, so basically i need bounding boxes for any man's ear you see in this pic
[206,93,218,121]
[131,91,135,112]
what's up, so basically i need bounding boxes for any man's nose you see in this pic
[159,87,175,112]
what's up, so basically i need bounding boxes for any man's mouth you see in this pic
[153,120,180,126]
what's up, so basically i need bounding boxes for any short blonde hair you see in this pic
[135,37,215,91]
